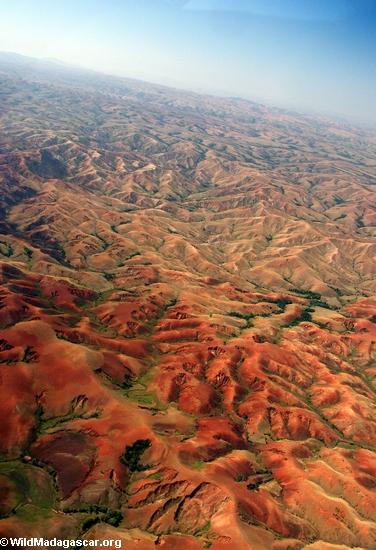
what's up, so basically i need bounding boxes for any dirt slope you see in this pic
[0,55,375,549]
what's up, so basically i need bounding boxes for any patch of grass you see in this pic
[200,521,211,534]
[16,504,51,522]
[191,460,206,470]
[125,389,155,405]
[135,393,155,404]
[0,461,55,521]
[203,521,211,533]
[148,471,162,481]
[136,370,154,386]
[38,407,100,433]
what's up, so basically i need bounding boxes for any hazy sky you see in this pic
[1,0,375,123]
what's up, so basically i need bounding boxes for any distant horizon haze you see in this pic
[1,0,375,125]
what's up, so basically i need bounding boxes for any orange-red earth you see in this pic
[0,53,375,549]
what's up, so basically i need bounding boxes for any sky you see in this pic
[1,0,375,123]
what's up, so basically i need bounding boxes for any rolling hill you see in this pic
[0,53,375,550]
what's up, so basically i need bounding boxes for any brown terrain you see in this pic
[0,52,376,549]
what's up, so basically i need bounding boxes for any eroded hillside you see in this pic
[0,55,375,550]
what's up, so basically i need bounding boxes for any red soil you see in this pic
[0,56,375,549]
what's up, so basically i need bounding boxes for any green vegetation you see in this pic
[65,504,124,533]
[331,286,344,297]
[299,308,314,322]
[0,241,14,257]
[228,311,252,319]
[355,216,365,228]
[148,471,162,480]
[333,196,345,205]
[125,251,141,260]
[27,149,67,179]
[273,298,292,309]
[247,472,273,491]
[22,346,38,363]
[288,307,313,326]
[290,288,336,310]
[315,320,330,330]
[81,517,100,531]
[120,439,151,472]
[235,473,248,482]
[265,234,273,241]
[36,404,100,433]
[102,510,123,527]
[190,460,206,470]
[199,521,211,534]
[125,388,155,405]
[122,374,134,390]
[291,288,321,300]
[81,510,123,532]
[0,461,55,522]
[123,370,167,410]
[227,311,254,327]
[24,246,33,259]
[16,504,51,522]
[54,242,67,262]
[309,298,335,309]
